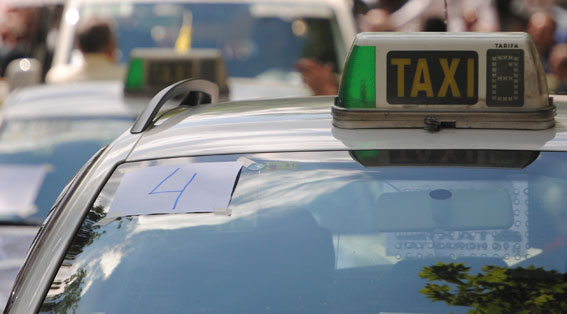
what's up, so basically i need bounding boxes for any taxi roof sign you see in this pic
[333,32,555,130]
[124,48,229,99]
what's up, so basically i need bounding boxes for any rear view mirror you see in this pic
[375,189,513,232]
[5,58,42,91]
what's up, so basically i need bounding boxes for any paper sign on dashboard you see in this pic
[107,162,242,218]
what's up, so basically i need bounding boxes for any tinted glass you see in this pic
[41,151,567,313]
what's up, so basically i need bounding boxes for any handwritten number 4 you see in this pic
[149,168,197,210]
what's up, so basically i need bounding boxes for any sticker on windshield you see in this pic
[0,164,51,217]
[385,181,528,260]
[107,162,242,219]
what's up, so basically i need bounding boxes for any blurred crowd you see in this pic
[0,2,61,76]
[0,0,567,94]
[351,0,567,94]
[302,0,567,95]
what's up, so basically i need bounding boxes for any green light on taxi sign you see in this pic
[351,150,379,161]
[125,58,145,90]
[337,45,375,109]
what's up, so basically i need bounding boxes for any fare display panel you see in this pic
[486,49,524,107]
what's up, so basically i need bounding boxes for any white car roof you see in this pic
[125,94,567,161]
[2,82,134,119]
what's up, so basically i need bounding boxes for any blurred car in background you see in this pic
[0,81,134,308]
[48,0,356,99]
[0,0,64,102]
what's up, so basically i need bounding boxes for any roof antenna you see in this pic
[444,0,448,31]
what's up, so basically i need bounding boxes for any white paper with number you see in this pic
[0,164,50,217]
[107,162,242,219]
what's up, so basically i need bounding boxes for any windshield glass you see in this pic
[41,150,567,313]
[0,117,132,225]
[71,2,342,81]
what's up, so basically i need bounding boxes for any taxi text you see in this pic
[386,51,478,104]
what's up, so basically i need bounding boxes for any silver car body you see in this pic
[5,92,567,312]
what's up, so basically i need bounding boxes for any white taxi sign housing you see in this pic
[333,32,555,130]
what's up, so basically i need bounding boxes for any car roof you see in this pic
[2,82,134,119]
[125,95,567,161]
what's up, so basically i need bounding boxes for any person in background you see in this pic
[358,7,393,32]
[295,59,339,96]
[527,11,556,72]
[296,1,393,96]
[46,17,124,83]
[384,0,499,32]
[0,10,28,77]
[548,44,567,94]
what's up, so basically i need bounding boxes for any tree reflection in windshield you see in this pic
[419,262,567,313]
[40,205,106,313]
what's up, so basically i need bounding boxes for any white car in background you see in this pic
[49,0,357,100]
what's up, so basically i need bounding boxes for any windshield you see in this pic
[69,2,342,81]
[0,117,132,225]
[41,150,567,313]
